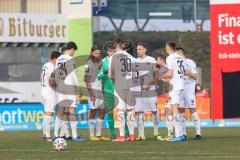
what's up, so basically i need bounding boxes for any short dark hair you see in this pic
[51,51,61,60]
[122,40,134,54]
[114,37,124,49]
[104,41,115,51]
[166,41,176,50]
[137,42,147,49]
[176,47,185,53]
[91,45,99,53]
[155,53,166,61]
[61,47,67,53]
[66,41,78,50]
[114,37,124,45]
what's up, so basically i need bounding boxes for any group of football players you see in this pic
[40,38,201,142]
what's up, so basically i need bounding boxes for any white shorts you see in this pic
[57,93,77,108]
[115,89,135,110]
[168,89,184,105]
[179,89,196,108]
[41,96,56,113]
[87,98,104,110]
[134,97,157,112]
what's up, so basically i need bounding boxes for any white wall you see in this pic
[0,82,41,102]
[61,0,92,19]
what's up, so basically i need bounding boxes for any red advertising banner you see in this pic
[210,0,240,119]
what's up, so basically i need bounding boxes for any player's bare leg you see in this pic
[190,108,201,140]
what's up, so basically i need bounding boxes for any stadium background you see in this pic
[0,0,239,132]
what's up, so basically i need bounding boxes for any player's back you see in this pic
[184,58,197,88]
[166,53,185,90]
[110,51,136,90]
[55,54,78,94]
[41,62,55,96]
[55,54,73,78]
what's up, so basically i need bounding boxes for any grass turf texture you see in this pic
[0,128,240,160]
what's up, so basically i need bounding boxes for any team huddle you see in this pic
[40,39,201,142]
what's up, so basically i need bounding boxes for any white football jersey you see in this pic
[55,54,79,88]
[166,53,185,90]
[184,58,197,89]
[41,62,55,96]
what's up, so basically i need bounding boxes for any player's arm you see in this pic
[159,69,173,80]
[108,57,114,80]
[97,62,107,80]
[84,74,95,100]
[84,63,95,101]
[185,70,197,80]
[159,56,173,80]
[49,72,57,88]
[143,61,161,90]
[185,61,197,80]
[144,69,161,86]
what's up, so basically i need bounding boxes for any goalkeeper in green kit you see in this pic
[97,41,117,140]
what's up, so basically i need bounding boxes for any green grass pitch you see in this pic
[0,128,240,160]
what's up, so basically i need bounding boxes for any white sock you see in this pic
[127,110,135,135]
[173,114,182,137]
[62,115,70,138]
[69,114,78,138]
[89,119,95,137]
[165,114,174,136]
[137,112,144,136]
[54,115,62,137]
[152,112,159,134]
[42,115,45,136]
[96,118,103,137]
[181,113,186,136]
[117,111,125,137]
[44,115,53,137]
[192,112,201,135]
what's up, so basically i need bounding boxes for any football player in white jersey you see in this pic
[84,46,109,141]
[133,42,162,140]
[52,41,83,141]
[144,41,186,141]
[109,40,136,142]
[41,51,61,141]
[163,42,186,141]
[176,47,201,140]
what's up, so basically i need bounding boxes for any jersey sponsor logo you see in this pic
[191,99,195,105]
[85,64,89,73]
